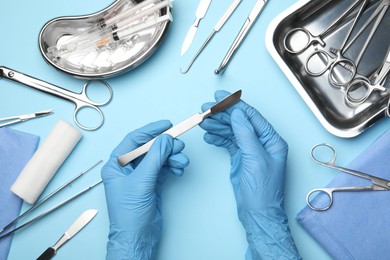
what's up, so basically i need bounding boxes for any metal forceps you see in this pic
[0,66,113,131]
[0,110,53,127]
[346,46,390,114]
[306,143,390,211]
[304,0,370,85]
[283,0,363,54]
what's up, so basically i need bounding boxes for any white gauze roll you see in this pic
[11,120,82,204]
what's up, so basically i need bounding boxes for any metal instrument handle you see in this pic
[214,0,241,31]
[306,186,373,211]
[305,50,334,77]
[311,143,390,189]
[283,28,325,54]
[214,0,268,74]
[1,66,82,101]
[118,112,207,166]
[310,143,372,180]
[328,54,357,87]
[284,0,366,55]
[0,181,102,239]
[0,66,112,130]
[346,77,373,104]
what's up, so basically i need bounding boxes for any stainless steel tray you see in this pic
[266,0,389,138]
[39,0,171,79]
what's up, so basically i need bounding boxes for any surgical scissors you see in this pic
[283,0,363,54]
[345,46,390,111]
[306,143,390,211]
[304,0,370,86]
[0,66,113,131]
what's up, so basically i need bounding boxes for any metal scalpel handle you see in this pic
[117,113,208,166]
[118,90,242,166]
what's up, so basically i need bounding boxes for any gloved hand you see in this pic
[101,120,190,260]
[200,90,300,259]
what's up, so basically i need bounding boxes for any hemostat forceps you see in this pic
[0,66,113,131]
[283,0,364,54]
[306,143,390,211]
[346,45,390,115]
[304,0,370,86]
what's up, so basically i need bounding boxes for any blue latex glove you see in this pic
[200,90,300,259]
[101,120,189,260]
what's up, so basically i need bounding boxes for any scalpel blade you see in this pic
[181,0,212,55]
[36,209,98,260]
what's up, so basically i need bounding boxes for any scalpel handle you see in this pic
[117,113,207,166]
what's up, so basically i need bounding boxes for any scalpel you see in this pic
[180,0,241,74]
[181,0,212,56]
[36,209,98,260]
[118,90,242,166]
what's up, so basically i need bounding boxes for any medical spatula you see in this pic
[118,90,242,166]
[36,209,98,260]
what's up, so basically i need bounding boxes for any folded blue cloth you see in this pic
[297,129,390,259]
[0,127,39,260]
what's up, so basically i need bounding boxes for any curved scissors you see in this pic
[0,66,113,131]
[346,46,390,107]
[306,143,390,211]
[283,0,362,54]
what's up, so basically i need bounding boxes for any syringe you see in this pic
[57,11,173,60]
[48,0,172,57]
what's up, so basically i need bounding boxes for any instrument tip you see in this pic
[214,69,220,75]
[180,68,188,74]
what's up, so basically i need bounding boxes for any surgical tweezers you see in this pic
[214,0,268,75]
[0,160,103,239]
[0,109,53,127]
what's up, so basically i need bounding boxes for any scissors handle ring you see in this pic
[306,188,333,211]
[283,28,325,55]
[73,104,104,131]
[328,58,357,87]
[305,50,332,77]
[346,77,372,105]
[310,143,337,166]
[81,80,113,106]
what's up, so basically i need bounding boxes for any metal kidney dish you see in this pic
[39,0,171,79]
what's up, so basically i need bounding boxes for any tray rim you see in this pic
[265,0,386,138]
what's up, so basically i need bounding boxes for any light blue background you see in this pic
[2,0,389,259]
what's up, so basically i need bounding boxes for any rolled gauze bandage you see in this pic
[11,120,82,204]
